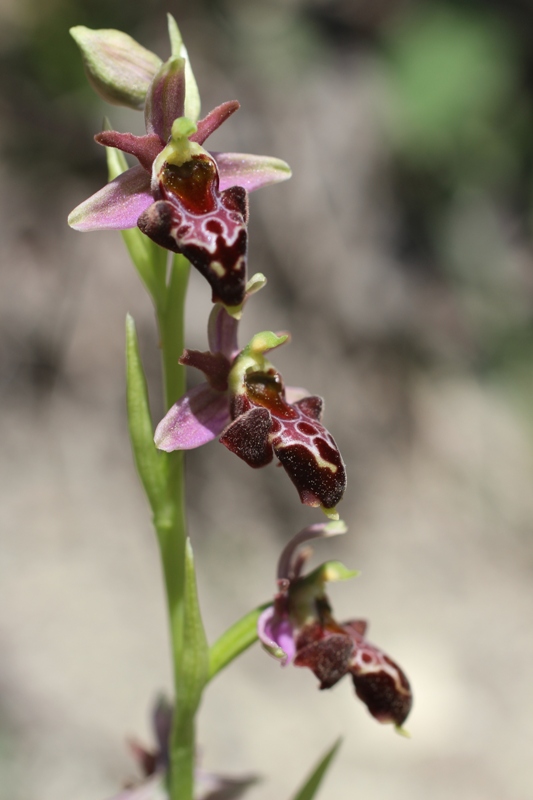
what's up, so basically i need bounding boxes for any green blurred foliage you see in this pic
[380,2,533,392]
[385,5,520,173]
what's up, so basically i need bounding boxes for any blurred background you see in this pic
[1,0,533,798]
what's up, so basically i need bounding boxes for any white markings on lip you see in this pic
[169,210,244,254]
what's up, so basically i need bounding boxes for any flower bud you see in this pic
[70,26,161,110]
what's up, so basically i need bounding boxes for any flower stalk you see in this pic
[154,257,195,800]
[68,16,413,800]
[125,249,195,800]
[119,142,196,795]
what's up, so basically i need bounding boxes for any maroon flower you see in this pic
[155,303,346,515]
[258,523,413,729]
[68,30,290,308]
[119,697,257,800]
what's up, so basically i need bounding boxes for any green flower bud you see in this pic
[70,26,161,110]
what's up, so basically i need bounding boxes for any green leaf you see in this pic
[104,132,167,305]
[177,539,210,714]
[125,314,169,514]
[290,739,342,800]
[208,603,270,681]
[167,14,201,122]
[385,7,516,164]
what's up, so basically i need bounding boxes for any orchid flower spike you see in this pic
[257,522,413,729]
[68,19,291,308]
[154,296,347,515]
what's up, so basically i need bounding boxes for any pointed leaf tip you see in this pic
[290,739,342,800]
[125,314,168,515]
[178,538,209,714]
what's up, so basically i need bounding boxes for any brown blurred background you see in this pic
[1,0,533,798]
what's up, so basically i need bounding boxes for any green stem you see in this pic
[154,254,193,800]
[159,255,191,411]
[168,718,195,800]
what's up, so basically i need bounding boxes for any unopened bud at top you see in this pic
[70,26,161,110]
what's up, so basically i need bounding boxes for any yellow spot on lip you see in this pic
[210,261,226,278]
[274,441,338,473]
[315,455,337,473]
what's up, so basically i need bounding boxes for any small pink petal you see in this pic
[190,100,240,145]
[155,383,230,451]
[95,131,163,172]
[212,152,291,193]
[145,56,186,141]
[68,165,152,231]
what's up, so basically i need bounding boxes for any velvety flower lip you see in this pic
[154,303,346,515]
[68,29,291,307]
[258,523,413,729]
[221,335,346,512]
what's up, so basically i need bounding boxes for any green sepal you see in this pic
[104,130,167,305]
[125,314,169,514]
[290,739,342,800]
[70,26,161,110]
[208,603,270,681]
[176,539,210,714]
[167,14,201,122]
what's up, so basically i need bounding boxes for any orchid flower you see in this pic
[155,298,346,515]
[257,523,413,729]
[68,21,291,308]
[112,697,257,800]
